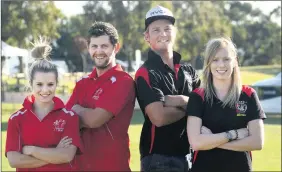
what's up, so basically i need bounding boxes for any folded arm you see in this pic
[145,101,185,127]
[23,145,77,164]
[7,151,48,168]
[164,95,189,110]
[218,119,264,151]
[187,116,230,151]
[72,105,113,128]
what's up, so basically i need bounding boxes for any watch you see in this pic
[225,131,233,142]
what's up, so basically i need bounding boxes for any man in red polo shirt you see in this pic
[66,21,136,171]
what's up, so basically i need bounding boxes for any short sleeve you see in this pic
[186,91,204,118]
[62,113,84,154]
[66,81,82,110]
[135,67,165,110]
[95,76,136,116]
[5,117,22,156]
[246,90,267,122]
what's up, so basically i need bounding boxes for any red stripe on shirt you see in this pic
[174,64,180,80]
[193,88,205,101]
[149,125,155,153]
[193,151,199,164]
[242,85,255,97]
[135,67,151,88]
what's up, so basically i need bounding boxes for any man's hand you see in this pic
[71,104,85,115]
[22,146,35,156]
[164,95,189,109]
[57,136,72,148]
[201,126,212,134]
[236,128,249,140]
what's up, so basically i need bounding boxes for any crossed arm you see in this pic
[7,136,76,168]
[145,95,189,127]
[71,105,113,129]
[187,116,264,151]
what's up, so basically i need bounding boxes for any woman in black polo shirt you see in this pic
[186,37,266,172]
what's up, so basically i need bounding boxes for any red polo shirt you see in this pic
[5,95,83,171]
[66,64,136,171]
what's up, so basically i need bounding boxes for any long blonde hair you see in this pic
[201,37,242,108]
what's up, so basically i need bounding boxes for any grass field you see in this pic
[1,65,281,171]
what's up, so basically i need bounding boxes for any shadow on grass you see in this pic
[264,113,281,125]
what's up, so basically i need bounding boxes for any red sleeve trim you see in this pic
[242,85,255,98]
[193,88,205,101]
[135,67,151,88]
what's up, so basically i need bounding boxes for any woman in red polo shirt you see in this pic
[186,37,266,172]
[5,37,83,171]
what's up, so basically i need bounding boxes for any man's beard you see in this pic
[94,58,110,69]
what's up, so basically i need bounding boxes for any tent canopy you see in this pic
[1,41,29,58]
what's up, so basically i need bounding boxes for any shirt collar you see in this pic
[88,64,123,80]
[147,49,182,67]
[23,95,65,111]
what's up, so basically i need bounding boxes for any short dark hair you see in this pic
[87,21,119,46]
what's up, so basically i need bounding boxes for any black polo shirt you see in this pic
[186,85,266,172]
[135,49,201,159]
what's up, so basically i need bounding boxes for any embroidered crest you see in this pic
[93,88,103,100]
[236,101,248,114]
[53,119,66,132]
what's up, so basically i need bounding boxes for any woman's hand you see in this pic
[201,126,212,134]
[57,136,72,148]
[22,146,35,156]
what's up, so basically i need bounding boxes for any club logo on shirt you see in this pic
[236,101,247,116]
[53,119,66,132]
[110,76,116,83]
[93,88,103,100]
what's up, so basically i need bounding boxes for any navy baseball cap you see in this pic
[145,5,175,30]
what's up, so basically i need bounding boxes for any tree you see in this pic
[224,1,281,65]
[172,1,232,66]
[1,1,65,72]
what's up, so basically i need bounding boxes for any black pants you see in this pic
[141,154,191,172]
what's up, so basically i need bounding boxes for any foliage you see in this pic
[1,1,64,48]
[1,1,65,72]
[1,1,281,71]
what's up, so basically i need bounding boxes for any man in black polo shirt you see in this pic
[135,5,201,172]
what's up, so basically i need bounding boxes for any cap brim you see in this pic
[145,16,175,30]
